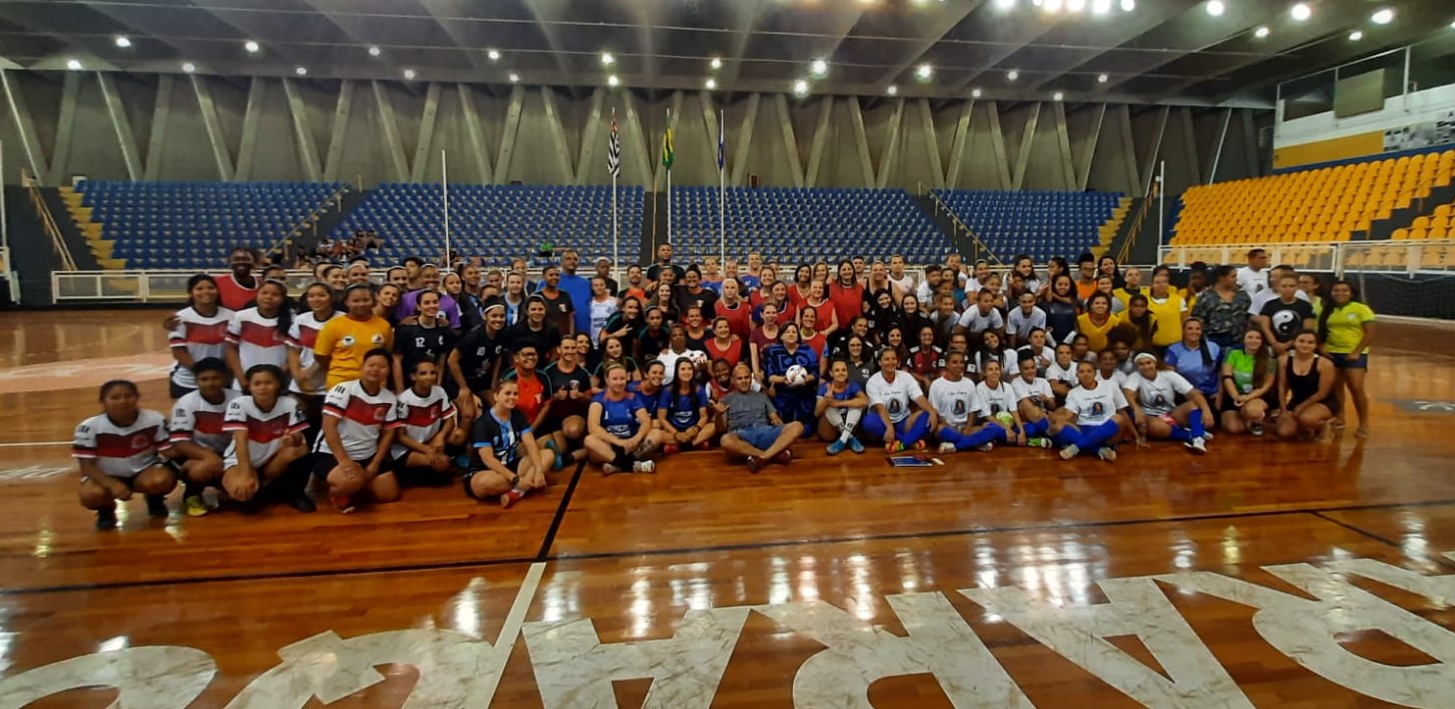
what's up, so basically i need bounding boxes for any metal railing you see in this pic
[919,185,1006,267]
[261,182,352,263]
[27,182,77,271]
[1117,190,1155,265]
[1159,239,1455,278]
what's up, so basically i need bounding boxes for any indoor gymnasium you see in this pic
[4,1,1455,707]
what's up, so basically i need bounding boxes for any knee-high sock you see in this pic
[898,413,930,447]
[837,408,863,440]
[1072,420,1121,451]
[1188,409,1205,438]
[1023,417,1049,437]
[1168,426,1193,442]
[953,422,1005,451]
[1051,425,1080,448]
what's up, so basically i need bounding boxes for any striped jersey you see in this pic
[169,389,239,453]
[168,306,234,389]
[315,380,401,461]
[222,395,308,468]
[287,310,340,395]
[389,385,456,459]
[72,410,172,478]
[227,307,289,387]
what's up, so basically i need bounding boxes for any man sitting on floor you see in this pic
[717,363,804,474]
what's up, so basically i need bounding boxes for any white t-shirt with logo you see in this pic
[390,385,456,459]
[315,380,402,461]
[73,410,171,478]
[975,381,1020,418]
[1063,382,1129,427]
[170,389,240,454]
[867,371,924,424]
[1011,375,1054,404]
[288,311,340,395]
[222,395,308,468]
[928,376,980,428]
[168,306,234,389]
[1124,370,1194,417]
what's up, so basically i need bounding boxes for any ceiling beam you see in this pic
[723,0,766,89]
[877,2,983,88]
[1020,0,1204,92]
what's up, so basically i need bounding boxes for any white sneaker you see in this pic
[1187,436,1207,454]
[603,463,623,476]
[1096,447,1117,462]
[977,442,994,452]
[633,460,656,474]
[1202,431,1215,442]
[1059,444,1080,460]
[937,442,956,454]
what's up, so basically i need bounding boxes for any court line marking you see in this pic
[0,441,70,448]
[9,497,1455,597]
[536,459,587,561]
[479,562,544,698]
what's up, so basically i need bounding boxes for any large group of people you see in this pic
[73,243,1376,530]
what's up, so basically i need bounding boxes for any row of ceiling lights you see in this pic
[1203,2,1402,42]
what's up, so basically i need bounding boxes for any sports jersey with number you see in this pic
[454,326,508,391]
[1064,382,1129,427]
[975,381,1019,419]
[928,376,980,428]
[393,321,455,380]
[170,389,239,453]
[1125,370,1195,417]
[390,385,456,459]
[168,306,234,389]
[594,391,644,438]
[73,410,171,478]
[227,307,289,387]
[222,395,307,468]
[315,380,402,461]
[867,371,924,424]
[288,311,340,395]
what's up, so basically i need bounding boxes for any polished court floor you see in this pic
[3,311,1455,707]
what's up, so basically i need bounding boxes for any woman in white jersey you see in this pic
[312,348,403,513]
[225,279,291,392]
[864,347,938,452]
[1050,361,1131,462]
[588,276,619,343]
[930,351,1001,453]
[1123,352,1214,454]
[1010,353,1056,443]
[288,282,340,427]
[390,359,460,486]
[167,357,237,517]
[74,380,177,530]
[168,274,234,399]
[220,364,311,512]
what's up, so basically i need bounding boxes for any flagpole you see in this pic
[441,149,451,269]
[718,108,726,271]
[666,107,672,246]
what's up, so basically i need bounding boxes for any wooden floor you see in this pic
[4,311,1455,707]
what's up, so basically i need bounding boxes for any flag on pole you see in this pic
[662,122,675,171]
[716,115,725,170]
[607,110,620,178]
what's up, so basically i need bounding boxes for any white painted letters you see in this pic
[0,646,215,709]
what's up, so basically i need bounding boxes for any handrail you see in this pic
[27,183,77,271]
[1116,190,1155,264]
[924,188,1006,267]
[262,183,350,264]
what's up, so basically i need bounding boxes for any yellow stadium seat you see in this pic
[1410,228,1428,240]
[1436,204,1453,219]
[1413,216,1431,230]
[1393,228,1410,240]
[1431,228,1449,239]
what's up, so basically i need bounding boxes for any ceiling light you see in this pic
[810,58,828,76]
[793,79,809,97]
[1092,0,1112,13]
[1349,30,1363,41]
[995,0,1016,8]
[887,84,898,96]
[509,73,519,83]
[1007,70,1020,81]
[705,78,716,90]
[114,36,131,48]
[1371,8,1394,25]
[488,49,500,61]
[1053,91,1064,101]
[1290,3,1311,21]
[1120,0,1135,10]
[1205,1,1224,17]
[710,57,722,70]
[403,68,416,80]
[971,88,982,98]
[1098,73,1109,83]
[916,63,933,80]
[244,40,260,53]
[1043,0,1064,12]
[607,75,619,87]
[601,52,615,65]
[66,59,82,71]
[295,66,307,76]
[1068,0,1086,11]
[1254,26,1270,38]
[182,62,196,73]
[368,46,381,57]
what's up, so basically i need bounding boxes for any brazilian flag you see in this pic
[662,126,674,171]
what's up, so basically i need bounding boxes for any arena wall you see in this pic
[0,70,1272,196]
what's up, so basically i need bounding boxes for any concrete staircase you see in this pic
[1093,196,1135,258]
[58,186,125,269]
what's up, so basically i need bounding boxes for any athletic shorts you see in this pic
[1328,352,1368,369]
[460,460,521,499]
[310,452,393,481]
[169,381,195,400]
[1157,413,1178,428]
[85,460,180,489]
[392,451,456,487]
[732,424,783,451]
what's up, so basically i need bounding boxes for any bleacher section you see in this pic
[68,181,344,269]
[930,190,1125,262]
[670,187,945,263]
[1172,151,1455,245]
[336,184,643,267]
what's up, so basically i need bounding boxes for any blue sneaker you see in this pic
[826,439,846,456]
[846,436,865,454]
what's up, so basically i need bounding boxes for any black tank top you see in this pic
[1285,354,1322,408]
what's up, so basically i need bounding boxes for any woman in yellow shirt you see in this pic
[1146,270,1188,349]
[314,284,395,388]
[1076,292,1121,353]
[1317,280,1374,437]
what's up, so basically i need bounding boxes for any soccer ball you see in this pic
[784,364,809,386]
[994,411,1015,429]
[688,350,709,367]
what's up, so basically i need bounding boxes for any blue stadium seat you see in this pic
[931,189,1122,262]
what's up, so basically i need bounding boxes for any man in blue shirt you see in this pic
[558,249,593,337]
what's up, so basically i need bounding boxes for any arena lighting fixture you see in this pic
[244,40,260,53]
[810,58,828,76]
[1370,8,1394,25]
[1068,0,1086,11]
[509,73,519,83]
[793,79,809,96]
[295,66,307,76]
[995,0,1016,9]
[1091,0,1112,14]
[182,62,196,73]
[1349,30,1363,41]
[1043,0,1064,13]
[601,52,615,65]
[887,84,898,96]
[710,57,722,69]
[1205,1,1224,17]
[1007,69,1020,81]
[1120,0,1135,11]
[1291,3,1311,21]
[971,88,982,97]
[66,59,82,70]
[706,78,716,90]
[1098,73,1109,83]
[403,68,416,80]
[916,63,933,80]
[1254,25,1271,38]
[114,36,131,48]
[607,75,619,87]
[1053,91,1064,101]
[488,49,501,61]
[368,46,381,57]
